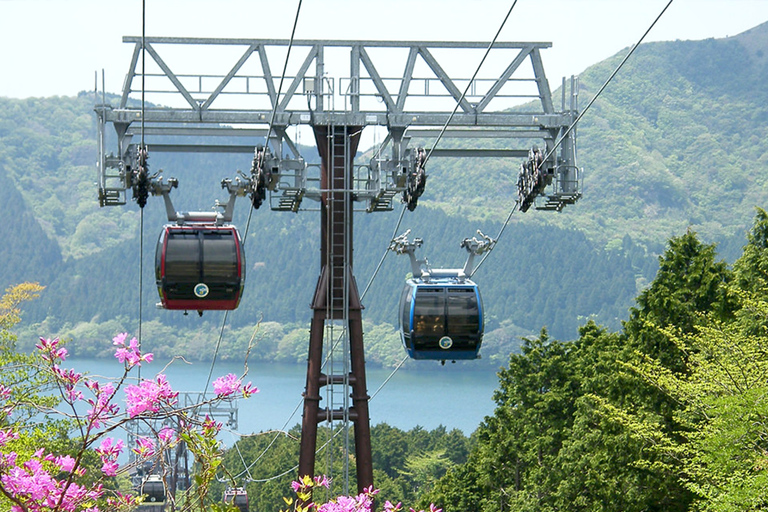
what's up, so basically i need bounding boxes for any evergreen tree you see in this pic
[623,230,732,372]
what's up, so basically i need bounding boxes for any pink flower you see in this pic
[114,333,153,367]
[86,382,118,428]
[101,460,119,477]
[96,437,124,459]
[112,333,128,346]
[124,375,178,417]
[213,373,259,398]
[55,455,76,472]
[107,491,139,508]
[96,437,124,477]
[213,373,240,396]
[36,337,68,362]
[0,428,19,447]
[242,381,258,397]
[158,427,176,444]
[132,437,155,457]
[202,415,222,435]
[384,501,403,512]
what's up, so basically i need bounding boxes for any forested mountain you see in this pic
[427,21,768,257]
[2,23,768,365]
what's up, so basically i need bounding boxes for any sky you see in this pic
[1,0,767,100]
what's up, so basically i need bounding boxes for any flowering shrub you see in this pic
[0,328,441,512]
[0,333,258,511]
[283,475,442,512]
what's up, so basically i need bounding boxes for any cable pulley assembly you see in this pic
[250,145,278,210]
[403,147,427,211]
[132,146,151,209]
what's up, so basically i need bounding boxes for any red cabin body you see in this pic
[155,224,245,311]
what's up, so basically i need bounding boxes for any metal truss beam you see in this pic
[96,36,579,210]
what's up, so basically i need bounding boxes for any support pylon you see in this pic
[298,125,374,496]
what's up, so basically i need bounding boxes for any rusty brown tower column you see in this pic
[298,124,374,494]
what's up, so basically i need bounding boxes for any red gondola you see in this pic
[224,487,249,512]
[155,224,245,312]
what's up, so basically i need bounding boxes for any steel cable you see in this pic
[472,0,676,277]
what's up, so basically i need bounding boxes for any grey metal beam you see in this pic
[105,109,573,128]
[530,47,554,114]
[144,144,257,153]
[395,47,419,112]
[120,44,142,109]
[258,45,277,106]
[277,45,319,112]
[143,43,199,110]
[476,46,533,113]
[201,43,259,110]
[126,126,269,137]
[358,47,397,112]
[122,36,553,50]
[417,47,473,113]
[405,129,547,139]
[425,149,530,158]
[350,45,360,113]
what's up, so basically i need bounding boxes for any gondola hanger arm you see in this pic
[389,230,427,278]
[461,230,497,277]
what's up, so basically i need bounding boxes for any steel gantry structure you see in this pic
[95,36,580,497]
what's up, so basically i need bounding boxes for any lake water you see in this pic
[68,357,501,440]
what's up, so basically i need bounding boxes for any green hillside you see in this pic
[3,24,768,364]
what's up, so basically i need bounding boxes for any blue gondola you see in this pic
[398,277,484,360]
[390,230,493,362]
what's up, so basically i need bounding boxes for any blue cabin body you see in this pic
[398,277,484,361]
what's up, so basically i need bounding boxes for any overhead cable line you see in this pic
[228,400,303,482]
[423,0,519,167]
[539,0,675,169]
[229,350,408,483]
[369,356,408,401]
[226,0,518,483]
[203,0,304,398]
[360,204,407,302]
[472,0,675,278]
[137,0,147,381]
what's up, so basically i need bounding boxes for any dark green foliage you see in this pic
[424,231,735,511]
[0,164,62,289]
[624,230,732,371]
[212,423,471,512]
[733,207,768,292]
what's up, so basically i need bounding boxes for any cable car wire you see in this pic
[360,204,407,302]
[472,0,675,278]
[369,355,408,401]
[423,0,519,167]
[538,0,674,170]
[202,0,303,397]
[137,0,147,381]
[355,1,520,366]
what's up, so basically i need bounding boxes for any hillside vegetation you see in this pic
[2,23,768,366]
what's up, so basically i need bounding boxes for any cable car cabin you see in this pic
[398,278,484,361]
[141,475,165,503]
[224,487,249,512]
[155,224,245,312]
